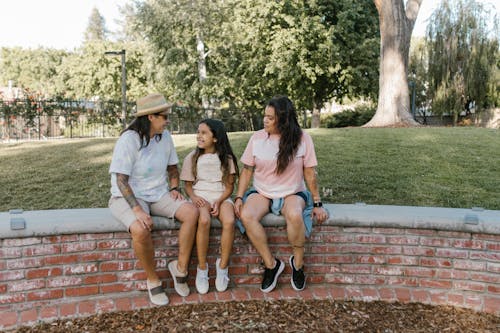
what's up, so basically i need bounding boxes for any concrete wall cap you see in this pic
[1,204,499,238]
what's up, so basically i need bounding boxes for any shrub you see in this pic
[322,104,376,128]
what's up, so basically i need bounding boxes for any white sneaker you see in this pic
[215,258,230,292]
[196,266,209,294]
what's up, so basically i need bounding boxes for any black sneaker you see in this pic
[260,258,285,293]
[289,255,306,291]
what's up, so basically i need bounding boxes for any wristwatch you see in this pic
[313,201,323,208]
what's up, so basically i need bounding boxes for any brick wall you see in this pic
[1,205,499,330]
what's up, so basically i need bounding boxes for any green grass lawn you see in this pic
[0,127,499,212]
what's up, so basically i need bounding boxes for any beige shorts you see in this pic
[194,189,233,206]
[109,192,187,231]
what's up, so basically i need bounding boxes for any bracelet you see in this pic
[234,196,243,202]
[169,187,179,192]
[313,201,323,208]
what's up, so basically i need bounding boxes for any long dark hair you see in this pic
[191,119,239,185]
[268,96,302,175]
[121,115,161,149]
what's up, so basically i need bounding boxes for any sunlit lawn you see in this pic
[0,127,499,212]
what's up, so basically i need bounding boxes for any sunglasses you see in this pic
[155,113,169,120]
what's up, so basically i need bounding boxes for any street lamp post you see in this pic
[105,49,127,129]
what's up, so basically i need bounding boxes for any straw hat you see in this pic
[135,93,172,117]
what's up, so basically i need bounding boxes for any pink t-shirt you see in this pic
[240,129,318,199]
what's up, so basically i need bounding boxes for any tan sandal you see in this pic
[168,260,190,297]
[146,280,169,306]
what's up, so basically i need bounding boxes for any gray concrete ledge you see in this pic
[1,204,499,239]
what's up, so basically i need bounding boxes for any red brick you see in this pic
[435,249,468,259]
[429,290,447,304]
[378,288,396,301]
[454,259,485,271]
[40,305,58,319]
[44,254,79,265]
[64,263,99,275]
[9,279,45,292]
[470,272,499,283]
[230,288,250,301]
[81,252,116,263]
[23,244,61,257]
[420,258,452,268]
[79,233,114,240]
[312,286,332,299]
[78,300,96,315]
[0,311,18,328]
[26,267,63,279]
[453,281,485,292]
[373,266,404,276]
[339,265,370,275]
[420,279,452,289]
[0,284,6,293]
[470,252,500,261]
[0,293,25,304]
[100,261,135,272]
[96,299,116,313]
[3,238,41,246]
[97,240,131,249]
[404,267,434,278]
[345,286,363,299]
[46,276,82,288]
[6,258,43,269]
[27,289,63,301]
[452,239,485,249]
[447,293,464,307]
[0,271,24,281]
[0,247,22,258]
[386,236,419,245]
[411,289,430,303]
[65,286,99,297]
[59,302,78,317]
[61,241,97,253]
[403,247,434,256]
[394,288,411,302]
[324,255,353,264]
[356,255,385,264]
[84,274,118,284]
[116,251,136,260]
[487,285,500,294]
[19,308,38,324]
[487,262,500,273]
[101,282,136,294]
[486,242,500,251]
[114,297,132,311]
[132,295,150,308]
[483,296,500,315]
[372,246,402,255]
[42,235,79,243]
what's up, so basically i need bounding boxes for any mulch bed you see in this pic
[12,299,500,333]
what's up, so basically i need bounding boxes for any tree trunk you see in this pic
[311,101,321,128]
[196,33,210,117]
[364,0,422,127]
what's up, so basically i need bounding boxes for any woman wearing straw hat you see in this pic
[109,93,199,305]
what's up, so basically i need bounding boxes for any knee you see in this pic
[198,215,211,229]
[177,202,199,225]
[130,224,151,243]
[286,211,304,228]
[220,217,235,230]
[239,209,255,227]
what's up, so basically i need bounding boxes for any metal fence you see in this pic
[0,99,259,142]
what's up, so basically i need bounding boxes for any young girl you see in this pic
[180,119,239,293]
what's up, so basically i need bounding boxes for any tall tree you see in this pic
[84,7,108,42]
[426,0,499,125]
[364,0,422,127]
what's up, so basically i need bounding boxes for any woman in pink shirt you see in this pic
[234,96,328,293]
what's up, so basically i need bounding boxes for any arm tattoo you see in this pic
[116,173,139,209]
[167,165,180,187]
